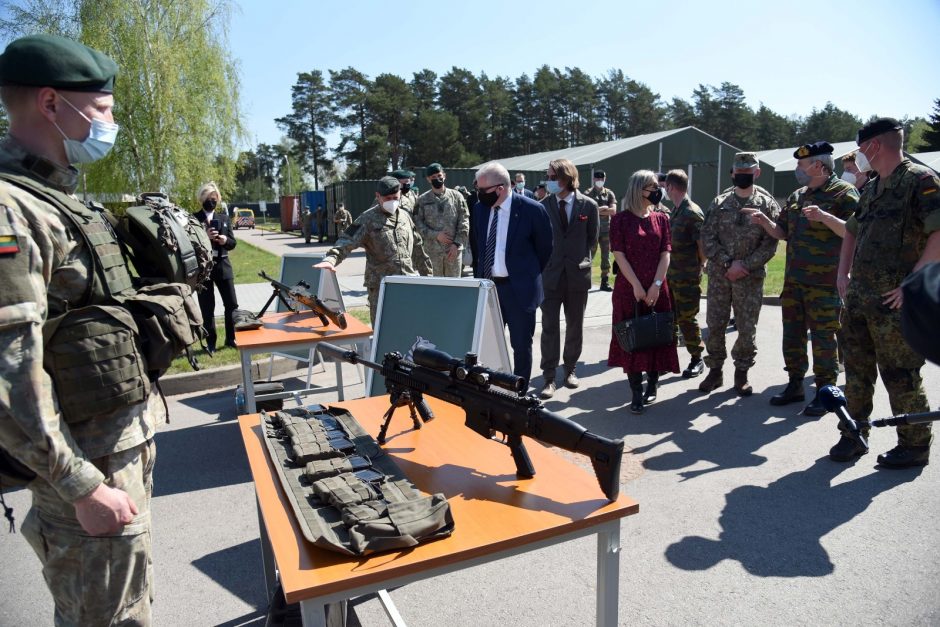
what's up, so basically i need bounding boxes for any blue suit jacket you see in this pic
[472,193,553,312]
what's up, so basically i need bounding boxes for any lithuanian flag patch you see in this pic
[0,234,20,255]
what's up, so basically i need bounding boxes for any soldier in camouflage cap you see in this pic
[829,118,940,467]
[0,34,159,624]
[414,163,469,277]
[586,169,618,291]
[744,141,859,415]
[699,152,781,396]
[315,177,432,325]
[391,168,419,214]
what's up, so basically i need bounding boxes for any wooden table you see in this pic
[235,311,373,413]
[238,396,639,626]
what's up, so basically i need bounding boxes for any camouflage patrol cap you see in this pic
[425,163,443,177]
[733,152,759,169]
[856,117,902,145]
[390,169,414,179]
[793,141,834,159]
[594,170,606,179]
[376,176,401,195]
[0,34,117,92]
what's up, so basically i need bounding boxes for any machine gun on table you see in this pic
[257,270,348,329]
[318,342,624,501]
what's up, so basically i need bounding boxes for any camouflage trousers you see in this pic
[593,231,611,281]
[780,280,841,386]
[23,439,155,626]
[704,273,764,370]
[428,249,461,278]
[670,278,703,358]
[841,301,931,447]
[367,286,379,327]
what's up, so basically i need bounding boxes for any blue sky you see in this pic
[231,0,940,151]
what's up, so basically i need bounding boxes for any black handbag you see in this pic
[613,303,675,353]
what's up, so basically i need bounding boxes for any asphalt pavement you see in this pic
[2,225,939,626]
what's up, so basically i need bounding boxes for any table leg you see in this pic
[378,589,407,626]
[300,599,347,627]
[596,519,621,627]
[256,495,276,602]
[240,349,256,414]
[335,357,345,401]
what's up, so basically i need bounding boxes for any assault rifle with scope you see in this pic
[318,341,624,501]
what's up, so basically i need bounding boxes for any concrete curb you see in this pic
[159,356,307,396]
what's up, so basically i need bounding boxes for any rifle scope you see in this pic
[412,347,526,394]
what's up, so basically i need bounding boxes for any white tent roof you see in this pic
[756,141,858,172]
[911,151,940,172]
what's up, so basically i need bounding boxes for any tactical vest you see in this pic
[0,173,203,427]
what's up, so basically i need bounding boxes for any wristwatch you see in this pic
[654,279,663,287]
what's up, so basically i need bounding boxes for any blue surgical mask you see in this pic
[546,180,561,195]
[794,167,812,186]
[55,95,119,164]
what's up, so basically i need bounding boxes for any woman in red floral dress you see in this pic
[607,170,680,413]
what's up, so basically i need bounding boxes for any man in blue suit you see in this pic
[473,162,553,389]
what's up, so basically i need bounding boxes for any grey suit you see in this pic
[539,190,600,379]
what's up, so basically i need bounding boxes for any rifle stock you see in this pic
[317,341,623,501]
[258,270,348,329]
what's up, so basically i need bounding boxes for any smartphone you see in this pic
[209,219,220,231]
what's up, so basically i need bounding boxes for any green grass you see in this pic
[230,239,281,284]
[591,241,785,296]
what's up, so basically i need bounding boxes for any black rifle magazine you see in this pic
[261,406,455,556]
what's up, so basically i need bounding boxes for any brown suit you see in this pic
[539,190,600,379]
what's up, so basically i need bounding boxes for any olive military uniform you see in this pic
[778,174,858,387]
[842,158,940,448]
[585,184,617,287]
[667,197,705,359]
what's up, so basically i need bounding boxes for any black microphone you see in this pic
[818,385,868,451]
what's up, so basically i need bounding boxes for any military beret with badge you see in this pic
[0,33,117,92]
[794,141,834,159]
[425,163,443,177]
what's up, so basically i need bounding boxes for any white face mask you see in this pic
[381,199,399,213]
[54,95,119,164]
[594,180,605,189]
[855,146,875,173]
[840,170,856,186]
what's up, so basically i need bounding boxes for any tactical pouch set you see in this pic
[262,406,454,556]
[614,304,676,353]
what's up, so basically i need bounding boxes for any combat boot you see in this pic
[682,356,704,379]
[877,445,930,468]
[734,368,752,397]
[698,368,723,393]
[769,378,804,406]
[802,389,828,417]
[628,373,644,414]
[829,434,869,462]
[600,278,612,292]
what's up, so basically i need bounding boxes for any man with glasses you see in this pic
[699,152,780,396]
[829,118,940,467]
[415,162,469,277]
[472,161,553,389]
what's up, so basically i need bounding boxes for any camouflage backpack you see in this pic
[110,192,214,290]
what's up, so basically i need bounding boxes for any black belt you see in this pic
[490,276,509,284]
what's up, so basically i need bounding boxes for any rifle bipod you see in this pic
[377,387,435,444]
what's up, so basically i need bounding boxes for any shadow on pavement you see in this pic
[153,419,252,497]
[665,456,923,576]
[192,540,268,623]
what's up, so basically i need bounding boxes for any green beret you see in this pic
[733,152,759,169]
[425,163,443,177]
[794,141,834,159]
[390,169,414,179]
[856,117,902,145]
[0,34,117,92]
[376,176,401,195]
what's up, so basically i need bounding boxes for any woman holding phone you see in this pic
[194,181,238,353]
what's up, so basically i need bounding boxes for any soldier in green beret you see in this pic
[829,118,940,467]
[414,163,469,277]
[315,176,432,324]
[743,141,859,414]
[0,34,157,624]
[391,168,419,214]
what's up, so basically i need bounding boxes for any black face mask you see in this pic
[733,173,754,189]
[646,188,664,205]
[203,198,218,211]
[478,188,500,208]
[431,178,445,190]
[401,183,411,192]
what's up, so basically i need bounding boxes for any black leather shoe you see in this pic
[224,340,237,349]
[629,387,644,414]
[802,391,827,417]
[600,280,612,292]
[877,445,929,468]
[829,435,868,462]
[770,379,804,406]
[682,357,704,379]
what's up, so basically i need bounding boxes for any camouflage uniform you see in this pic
[399,188,419,215]
[0,136,162,625]
[701,187,780,370]
[667,197,705,358]
[301,208,313,244]
[413,187,469,278]
[585,185,617,284]
[334,207,352,237]
[842,159,940,447]
[778,174,858,386]
[324,205,432,325]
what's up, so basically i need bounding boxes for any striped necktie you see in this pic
[483,205,500,279]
